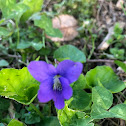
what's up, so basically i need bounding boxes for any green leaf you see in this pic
[0,27,11,37]
[85,66,125,93]
[0,67,39,105]
[54,45,86,63]
[91,104,114,119]
[0,44,8,54]
[72,74,87,90]
[24,104,41,124]
[91,90,126,120]
[0,0,16,9]
[91,104,126,120]
[58,102,94,126]
[110,48,124,60]
[31,42,43,51]
[115,60,126,73]
[0,0,29,22]
[36,117,60,126]
[8,3,29,22]
[109,104,126,120]
[24,112,40,124]
[17,42,31,49]
[58,103,87,126]
[114,23,123,35]
[58,104,76,126]
[21,0,43,22]
[34,14,62,38]
[0,60,9,67]
[92,86,113,109]
[0,97,10,110]
[0,123,5,126]
[39,47,51,56]
[70,117,94,126]
[0,19,5,25]
[8,119,26,126]
[69,90,91,111]
[17,41,43,50]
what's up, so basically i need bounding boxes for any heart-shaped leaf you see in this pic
[109,104,126,120]
[36,117,60,126]
[34,14,62,38]
[69,90,91,111]
[72,74,87,90]
[21,0,43,22]
[0,67,39,105]
[0,27,11,38]
[58,103,94,126]
[17,41,43,51]
[54,45,86,63]
[92,86,113,109]
[91,104,114,119]
[0,60,9,67]
[91,104,126,120]
[8,119,27,126]
[85,66,125,93]
[0,0,29,22]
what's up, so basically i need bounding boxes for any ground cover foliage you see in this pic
[0,0,126,125]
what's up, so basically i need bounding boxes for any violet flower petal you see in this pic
[28,61,57,82]
[56,60,83,84]
[60,77,73,100]
[38,78,54,103]
[53,93,65,109]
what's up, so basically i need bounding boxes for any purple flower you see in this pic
[28,60,83,109]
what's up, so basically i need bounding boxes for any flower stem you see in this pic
[42,30,45,48]
[16,20,20,46]
[42,30,48,63]
[48,101,51,116]
[45,55,49,63]
[88,38,95,60]
[30,103,43,119]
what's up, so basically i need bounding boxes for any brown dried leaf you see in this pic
[46,14,78,41]
[53,14,78,28]
[116,0,124,9]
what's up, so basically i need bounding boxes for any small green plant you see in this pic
[0,0,126,126]
[107,23,126,60]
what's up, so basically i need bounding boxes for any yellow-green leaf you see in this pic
[0,67,39,105]
[21,0,43,22]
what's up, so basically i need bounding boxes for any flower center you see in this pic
[53,75,62,91]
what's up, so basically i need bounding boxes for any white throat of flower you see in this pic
[53,75,62,91]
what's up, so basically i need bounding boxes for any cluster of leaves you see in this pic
[107,23,126,60]
[0,43,126,126]
[0,0,62,67]
[0,0,126,126]
[54,0,96,19]
[57,63,126,126]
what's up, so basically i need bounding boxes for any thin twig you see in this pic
[115,94,123,104]
[7,54,21,58]
[0,53,21,58]
[107,118,119,126]
[86,59,114,63]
